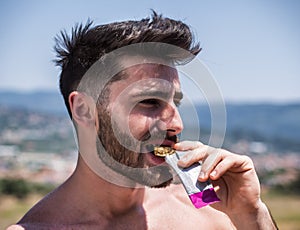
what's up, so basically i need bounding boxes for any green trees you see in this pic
[0,178,55,199]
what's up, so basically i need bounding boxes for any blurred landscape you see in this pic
[0,91,300,229]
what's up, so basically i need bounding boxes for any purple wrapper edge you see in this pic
[189,188,220,208]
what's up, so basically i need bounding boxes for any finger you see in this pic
[177,151,204,168]
[174,140,203,151]
[209,155,254,180]
[177,145,212,168]
[198,149,223,181]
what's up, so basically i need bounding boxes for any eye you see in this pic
[139,99,160,108]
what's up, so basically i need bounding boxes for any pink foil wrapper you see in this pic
[189,188,220,208]
[165,151,220,208]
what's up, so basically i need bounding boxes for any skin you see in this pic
[7,62,277,230]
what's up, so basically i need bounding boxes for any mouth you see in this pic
[145,144,176,157]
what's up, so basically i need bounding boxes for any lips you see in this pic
[145,143,156,153]
[146,151,166,165]
[145,144,175,164]
[144,141,175,157]
[153,146,175,157]
[142,136,177,166]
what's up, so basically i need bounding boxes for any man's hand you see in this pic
[174,141,278,230]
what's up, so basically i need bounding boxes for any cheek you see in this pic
[129,113,152,140]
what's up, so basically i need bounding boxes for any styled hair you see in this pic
[54,11,201,117]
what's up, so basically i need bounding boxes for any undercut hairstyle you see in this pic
[54,11,201,118]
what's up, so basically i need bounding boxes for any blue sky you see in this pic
[0,0,299,102]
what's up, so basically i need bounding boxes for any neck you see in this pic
[68,154,146,217]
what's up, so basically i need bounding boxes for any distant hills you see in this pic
[178,101,300,152]
[1,90,300,153]
[0,90,67,115]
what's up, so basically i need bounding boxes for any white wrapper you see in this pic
[166,151,220,208]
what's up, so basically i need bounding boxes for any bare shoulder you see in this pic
[6,223,71,230]
[14,185,70,227]
[6,224,43,230]
[5,193,60,230]
[6,225,25,230]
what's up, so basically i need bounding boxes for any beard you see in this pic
[96,107,175,188]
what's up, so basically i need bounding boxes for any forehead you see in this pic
[112,62,180,90]
[128,63,178,80]
[107,62,180,104]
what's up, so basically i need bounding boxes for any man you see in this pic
[8,12,277,229]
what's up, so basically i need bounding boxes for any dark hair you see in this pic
[54,11,201,118]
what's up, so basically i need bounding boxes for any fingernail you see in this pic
[199,171,205,179]
[210,170,217,177]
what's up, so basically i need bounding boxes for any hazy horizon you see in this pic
[1,0,299,103]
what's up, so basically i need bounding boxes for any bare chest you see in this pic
[143,188,231,230]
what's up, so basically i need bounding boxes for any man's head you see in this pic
[54,11,201,188]
[96,61,183,187]
[54,11,200,117]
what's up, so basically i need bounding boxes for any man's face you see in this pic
[96,62,183,188]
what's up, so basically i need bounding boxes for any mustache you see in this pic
[141,131,178,145]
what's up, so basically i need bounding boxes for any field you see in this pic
[262,192,300,230]
[0,194,42,229]
[1,192,299,229]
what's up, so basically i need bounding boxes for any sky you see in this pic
[0,0,299,103]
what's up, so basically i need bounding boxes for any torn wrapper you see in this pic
[165,151,220,208]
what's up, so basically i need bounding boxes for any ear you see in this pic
[69,91,96,127]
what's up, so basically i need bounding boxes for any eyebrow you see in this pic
[132,90,170,99]
[132,89,183,101]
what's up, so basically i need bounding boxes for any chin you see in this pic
[145,174,173,188]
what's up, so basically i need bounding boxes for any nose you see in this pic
[157,102,184,136]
